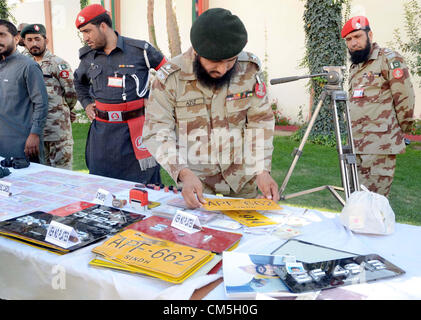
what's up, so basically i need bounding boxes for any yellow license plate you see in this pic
[222,210,278,227]
[203,198,282,211]
[92,229,212,279]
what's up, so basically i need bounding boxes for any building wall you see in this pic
[8,0,421,120]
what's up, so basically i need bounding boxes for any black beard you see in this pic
[0,43,15,59]
[29,47,46,57]
[193,55,237,90]
[349,38,371,64]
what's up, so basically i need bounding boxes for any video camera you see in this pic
[1,157,30,169]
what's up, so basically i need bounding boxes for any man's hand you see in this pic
[24,133,40,158]
[179,168,206,209]
[256,171,280,202]
[85,103,96,121]
[70,111,77,123]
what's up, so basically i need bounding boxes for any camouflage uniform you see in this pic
[33,50,77,170]
[143,48,275,197]
[348,42,415,196]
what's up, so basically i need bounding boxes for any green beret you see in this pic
[190,8,248,60]
[21,24,46,38]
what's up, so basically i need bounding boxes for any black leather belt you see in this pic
[95,107,145,122]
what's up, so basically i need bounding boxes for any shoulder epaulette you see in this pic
[382,47,399,61]
[79,45,93,59]
[155,62,181,83]
[238,51,262,71]
[125,38,149,50]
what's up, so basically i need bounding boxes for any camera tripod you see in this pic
[270,66,360,206]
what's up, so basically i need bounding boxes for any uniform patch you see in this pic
[392,68,404,79]
[226,91,254,101]
[58,64,68,71]
[390,61,401,69]
[385,51,396,59]
[59,70,70,79]
[255,82,266,98]
[353,88,364,98]
[156,70,166,80]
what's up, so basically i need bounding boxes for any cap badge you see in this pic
[78,16,85,24]
[34,25,39,31]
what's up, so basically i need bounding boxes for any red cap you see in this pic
[341,16,370,38]
[75,4,108,29]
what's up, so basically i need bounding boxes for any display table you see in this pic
[0,161,420,300]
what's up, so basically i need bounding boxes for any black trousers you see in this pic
[85,120,161,184]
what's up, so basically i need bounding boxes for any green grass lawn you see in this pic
[72,123,421,226]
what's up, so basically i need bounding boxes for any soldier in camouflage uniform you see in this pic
[22,24,77,170]
[143,8,279,208]
[342,16,415,196]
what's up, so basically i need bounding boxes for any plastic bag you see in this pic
[340,185,395,235]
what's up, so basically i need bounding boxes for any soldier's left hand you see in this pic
[256,171,279,202]
[24,133,40,158]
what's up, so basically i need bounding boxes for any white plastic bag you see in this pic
[340,185,395,235]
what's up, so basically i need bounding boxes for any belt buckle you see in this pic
[107,111,123,122]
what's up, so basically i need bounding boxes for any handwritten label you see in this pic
[203,198,282,211]
[171,210,202,234]
[93,188,113,206]
[45,220,80,249]
[0,181,12,197]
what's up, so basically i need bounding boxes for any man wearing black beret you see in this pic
[143,8,279,208]
[22,23,78,170]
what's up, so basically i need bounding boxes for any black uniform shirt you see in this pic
[74,32,165,107]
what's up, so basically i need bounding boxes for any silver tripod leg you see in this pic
[278,88,359,206]
[331,95,351,200]
[278,91,327,197]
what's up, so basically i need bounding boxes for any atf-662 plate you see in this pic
[92,229,213,279]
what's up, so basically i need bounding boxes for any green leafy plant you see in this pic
[0,0,15,21]
[271,100,292,126]
[410,119,421,135]
[80,0,90,9]
[294,0,351,146]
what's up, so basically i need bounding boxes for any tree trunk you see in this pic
[147,0,160,52]
[166,0,181,57]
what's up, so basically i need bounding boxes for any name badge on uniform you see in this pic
[108,76,123,88]
[353,88,364,98]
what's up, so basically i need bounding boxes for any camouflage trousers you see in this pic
[201,173,258,198]
[356,154,396,197]
[44,139,74,170]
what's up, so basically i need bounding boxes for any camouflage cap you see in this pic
[21,23,46,38]
[190,8,248,60]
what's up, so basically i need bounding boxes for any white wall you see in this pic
[8,0,82,72]
[120,0,193,58]
[211,0,309,123]
[8,0,421,120]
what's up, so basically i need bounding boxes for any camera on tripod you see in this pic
[270,66,359,206]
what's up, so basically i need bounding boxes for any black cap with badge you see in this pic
[20,24,47,39]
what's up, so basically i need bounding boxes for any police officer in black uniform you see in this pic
[73,4,166,183]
